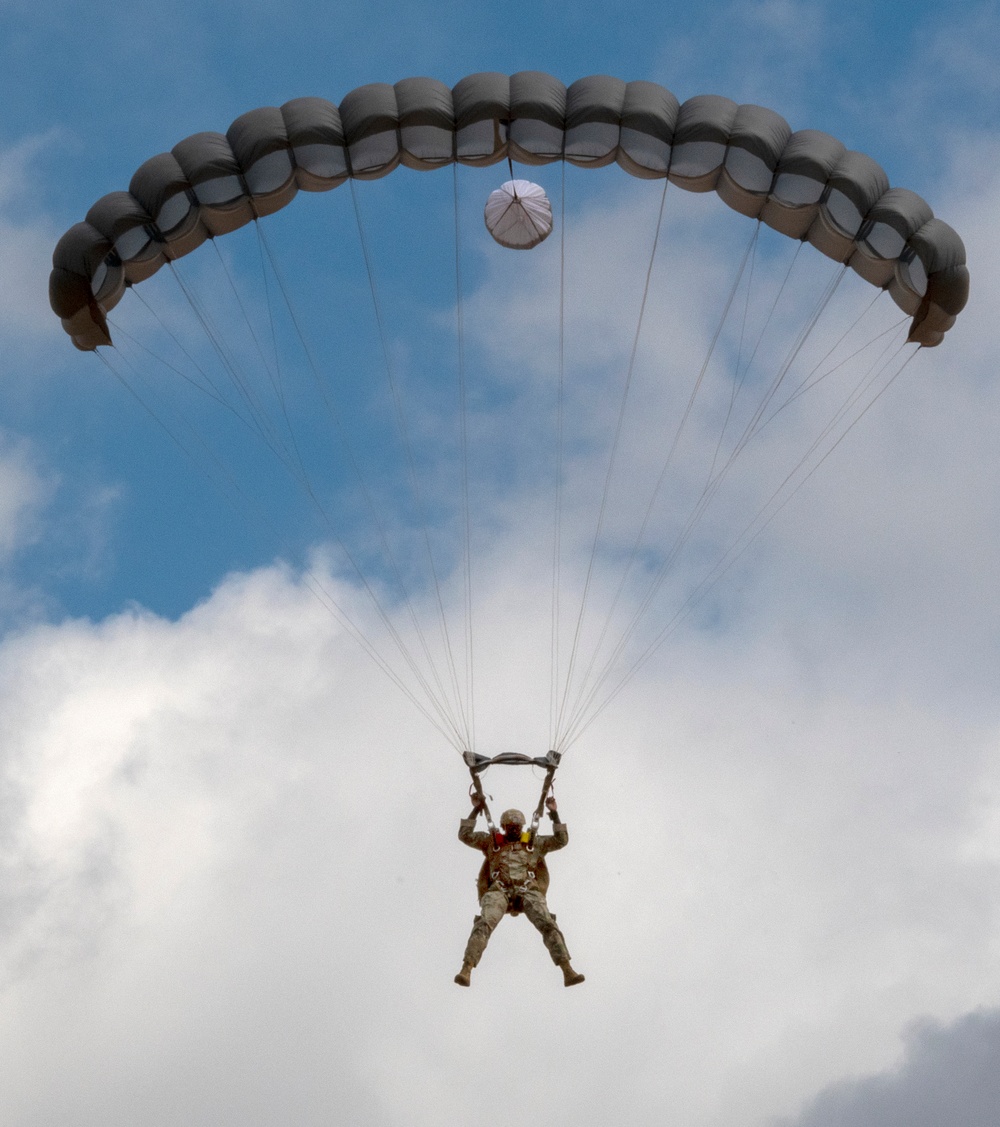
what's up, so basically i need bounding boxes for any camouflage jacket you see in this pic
[459,816,568,899]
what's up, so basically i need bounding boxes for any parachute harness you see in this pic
[465,749,561,852]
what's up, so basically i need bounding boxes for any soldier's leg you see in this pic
[461,888,509,968]
[521,891,571,965]
[522,891,584,985]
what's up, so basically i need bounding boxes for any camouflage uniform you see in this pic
[458,814,573,968]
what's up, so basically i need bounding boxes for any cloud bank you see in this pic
[782,1009,1000,1127]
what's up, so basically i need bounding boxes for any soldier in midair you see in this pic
[455,793,584,987]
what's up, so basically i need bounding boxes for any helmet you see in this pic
[499,808,525,829]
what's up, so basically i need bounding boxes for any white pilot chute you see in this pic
[483,179,553,249]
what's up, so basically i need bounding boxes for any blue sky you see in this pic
[2,1,1000,1125]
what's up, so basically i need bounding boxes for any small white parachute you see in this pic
[483,179,553,250]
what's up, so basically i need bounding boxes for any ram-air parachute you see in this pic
[49,71,969,764]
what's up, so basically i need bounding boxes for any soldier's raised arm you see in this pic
[459,792,489,848]
[542,795,569,851]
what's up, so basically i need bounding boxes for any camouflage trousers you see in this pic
[462,886,571,967]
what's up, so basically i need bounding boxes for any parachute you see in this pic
[50,73,968,351]
[484,179,554,249]
[48,71,970,766]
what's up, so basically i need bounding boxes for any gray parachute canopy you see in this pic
[50,72,969,350]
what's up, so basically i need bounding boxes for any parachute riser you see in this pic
[463,748,561,853]
[467,771,499,842]
[527,763,558,853]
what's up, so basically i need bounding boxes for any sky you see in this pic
[1,1,999,1124]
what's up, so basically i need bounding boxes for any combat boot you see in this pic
[559,960,585,986]
[454,962,473,987]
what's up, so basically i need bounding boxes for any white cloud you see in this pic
[0,133,64,347]
[0,432,122,625]
[0,550,998,1126]
[0,434,54,561]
